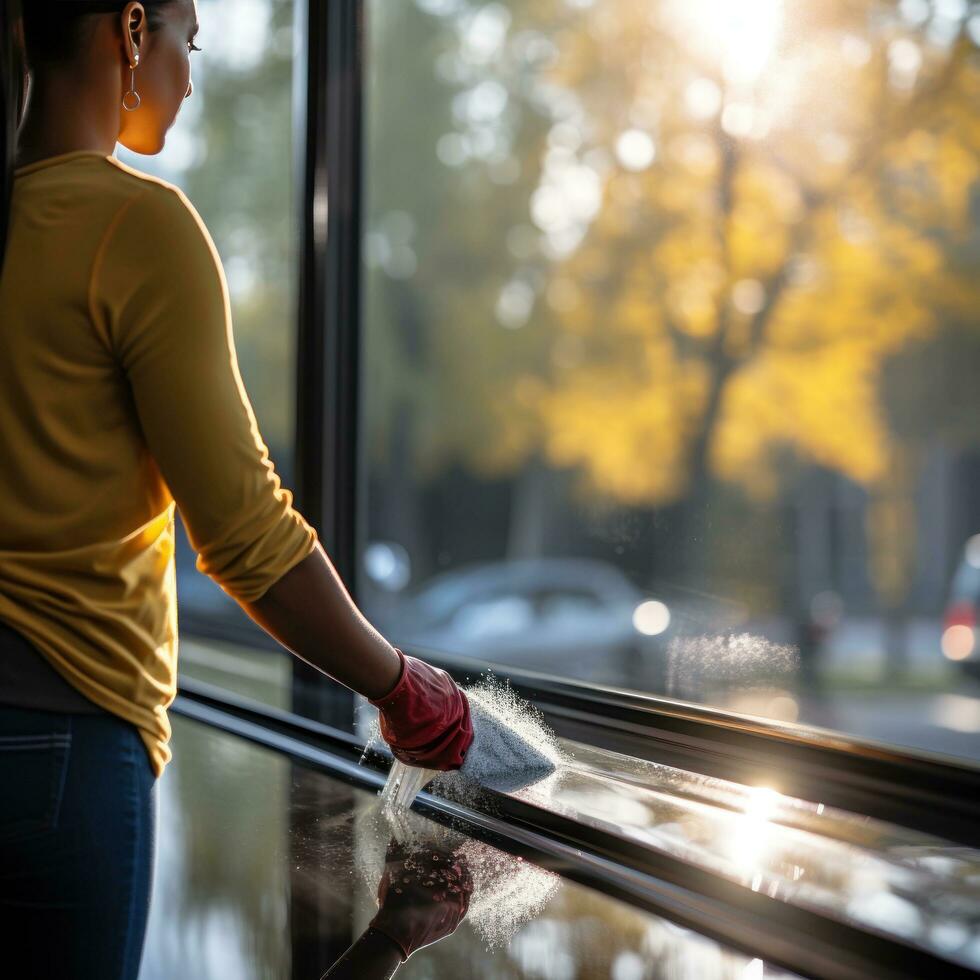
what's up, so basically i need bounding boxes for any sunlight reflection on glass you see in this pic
[726,786,780,886]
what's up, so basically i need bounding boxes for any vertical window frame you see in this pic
[291,0,364,727]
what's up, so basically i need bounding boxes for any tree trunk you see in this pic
[386,396,430,584]
[882,606,909,684]
[506,452,569,560]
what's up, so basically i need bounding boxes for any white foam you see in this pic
[458,676,561,790]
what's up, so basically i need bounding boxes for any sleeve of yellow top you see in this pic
[93,185,318,603]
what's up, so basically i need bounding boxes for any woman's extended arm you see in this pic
[242,542,401,700]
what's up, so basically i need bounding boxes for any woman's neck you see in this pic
[15,70,119,170]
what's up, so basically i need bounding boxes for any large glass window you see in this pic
[358,0,980,762]
[118,0,303,682]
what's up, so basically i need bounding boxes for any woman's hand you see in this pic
[370,649,473,771]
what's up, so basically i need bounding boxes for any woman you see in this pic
[0,2,473,977]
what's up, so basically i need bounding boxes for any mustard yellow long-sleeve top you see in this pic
[0,149,318,776]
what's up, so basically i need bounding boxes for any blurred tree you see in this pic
[528,2,980,500]
[365,1,980,659]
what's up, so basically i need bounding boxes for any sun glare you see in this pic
[722,785,783,881]
[667,0,783,86]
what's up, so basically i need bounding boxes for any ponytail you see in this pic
[0,0,25,282]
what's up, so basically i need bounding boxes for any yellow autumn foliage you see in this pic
[505,0,980,513]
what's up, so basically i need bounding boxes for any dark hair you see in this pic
[1,0,26,278]
[0,1,175,278]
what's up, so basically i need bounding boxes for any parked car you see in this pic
[375,557,746,692]
[943,534,980,681]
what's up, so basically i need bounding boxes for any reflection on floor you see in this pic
[173,638,980,972]
[138,715,799,980]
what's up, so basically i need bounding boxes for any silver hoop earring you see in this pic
[122,59,141,112]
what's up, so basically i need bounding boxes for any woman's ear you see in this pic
[121,2,146,67]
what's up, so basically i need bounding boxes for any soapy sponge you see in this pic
[378,676,559,809]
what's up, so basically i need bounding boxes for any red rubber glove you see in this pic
[370,648,473,770]
[369,843,473,960]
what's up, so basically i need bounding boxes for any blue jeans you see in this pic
[0,705,157,979]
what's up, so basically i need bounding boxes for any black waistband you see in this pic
[0,617,107,714]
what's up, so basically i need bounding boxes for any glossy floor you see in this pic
[174,638,980,972]
[138,714,799,979]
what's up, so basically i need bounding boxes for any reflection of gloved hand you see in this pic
[370,648,473,771]
[369,842,473,961]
